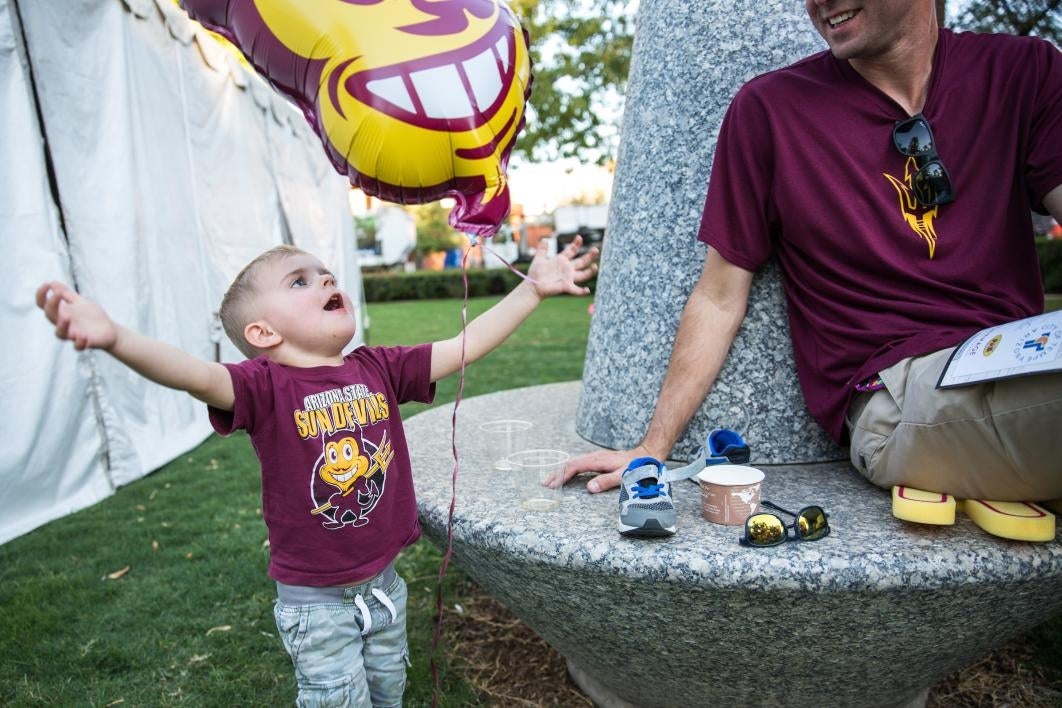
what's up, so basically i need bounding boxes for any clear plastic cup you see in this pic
[479,420,532,472]
[508,449,568,512]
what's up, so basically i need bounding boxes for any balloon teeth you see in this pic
[368,48,506,120]
[361,22,512,122]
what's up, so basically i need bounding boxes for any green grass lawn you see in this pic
[2,292,1059,706]
[365,294,594,417]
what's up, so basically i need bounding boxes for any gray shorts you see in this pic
[847,346,1062,501]
[274,565,409,708]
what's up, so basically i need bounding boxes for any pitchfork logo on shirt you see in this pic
[883,157,941,259]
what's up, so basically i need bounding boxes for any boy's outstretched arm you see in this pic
[36,281,235,411]
[429,236,599,382]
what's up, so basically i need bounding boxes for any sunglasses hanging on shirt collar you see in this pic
[892,114,956,207]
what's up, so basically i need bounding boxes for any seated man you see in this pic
[564,0,1062,529]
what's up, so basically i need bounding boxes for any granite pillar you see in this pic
[577,0,845,463]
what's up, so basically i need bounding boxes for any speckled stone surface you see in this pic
[410,383,1062,708]
[577,0,845,463]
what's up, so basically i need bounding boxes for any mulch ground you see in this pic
[442,583,592,707]
[443,583,1062,707]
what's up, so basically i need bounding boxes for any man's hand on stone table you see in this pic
[558,446,657,493]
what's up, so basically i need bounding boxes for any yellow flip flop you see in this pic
[891,485,956,525]
[960,499,1056,542]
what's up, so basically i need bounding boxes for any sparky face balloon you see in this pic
[181,0,532,236]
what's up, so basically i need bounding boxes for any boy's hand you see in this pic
[36,281,118,351]
[528,235,599,299]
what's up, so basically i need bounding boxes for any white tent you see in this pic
[0,0,363,544]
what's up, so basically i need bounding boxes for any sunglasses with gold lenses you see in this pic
[740,501,830,547]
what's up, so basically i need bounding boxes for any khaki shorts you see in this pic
[847,346,1062,501]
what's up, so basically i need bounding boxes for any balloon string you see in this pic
[429,246,472,707]
[482,242,539,285]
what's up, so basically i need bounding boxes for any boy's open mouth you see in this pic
[324,294,344,311]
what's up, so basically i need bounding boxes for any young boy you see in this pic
[36,237,597,707]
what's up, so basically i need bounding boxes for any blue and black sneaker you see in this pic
[618,457,676,537]
[706,428,751,466]
[663,428,753,485]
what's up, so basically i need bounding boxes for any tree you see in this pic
[948,0,1061,42]
[354,215,377,251]
[411,203,462,255]
[510,0,635,165]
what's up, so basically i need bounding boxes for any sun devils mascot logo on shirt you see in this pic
[310,427,395,530]
[180,0,532,237]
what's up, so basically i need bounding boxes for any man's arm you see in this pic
[561,248,753,493]
[429,236,598,382]
[1045,184,1062,222]
[37,281,235,410]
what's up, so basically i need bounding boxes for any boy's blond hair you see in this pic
[219,245,307,358]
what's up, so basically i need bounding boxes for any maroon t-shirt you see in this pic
[698,29,1062,443]
[209,344,435,586]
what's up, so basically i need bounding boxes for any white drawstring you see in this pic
[353,588,398,636]
[353,593,373,635]
[372,588,397,624]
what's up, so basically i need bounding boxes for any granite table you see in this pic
[408,381,1062,708]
